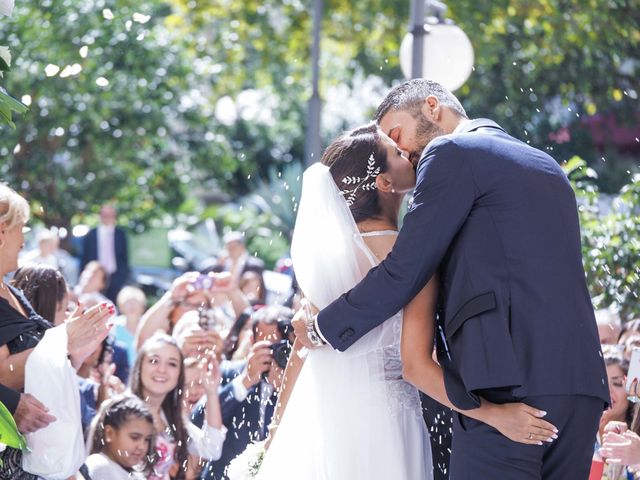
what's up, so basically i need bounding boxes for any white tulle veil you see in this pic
[289,162,387,356]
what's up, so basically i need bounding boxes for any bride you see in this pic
[255,123,555,479]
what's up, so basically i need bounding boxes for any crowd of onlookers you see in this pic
[0,184,298,480]
[594,308,640,480]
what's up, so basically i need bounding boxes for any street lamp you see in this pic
[400,0,474,92]
[305,0,323,166]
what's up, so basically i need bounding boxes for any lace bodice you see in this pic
[363,311,423,419]
[357,231,423,419]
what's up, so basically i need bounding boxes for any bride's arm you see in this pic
[265,338,306,447]
[401,276,557,445]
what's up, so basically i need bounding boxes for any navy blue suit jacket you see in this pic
[193,362,276,480]
[318,119,609,410]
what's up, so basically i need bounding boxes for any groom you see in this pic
[294,79,609,479]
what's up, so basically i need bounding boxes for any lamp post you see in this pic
[409,0,426,79]
[305,0,323,167]
[400,0,474,92]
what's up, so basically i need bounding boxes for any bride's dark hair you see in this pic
[320,122,389,223]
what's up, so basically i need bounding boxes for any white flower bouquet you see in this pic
[225,441,267,480]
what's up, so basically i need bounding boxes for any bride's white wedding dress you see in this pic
[256,164,433,480]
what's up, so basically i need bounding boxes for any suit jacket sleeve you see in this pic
[0,383,20,414]
[317,137,477,351]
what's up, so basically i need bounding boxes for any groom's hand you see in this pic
[292,301,323,349]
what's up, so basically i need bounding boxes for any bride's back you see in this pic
[361,231,397,264]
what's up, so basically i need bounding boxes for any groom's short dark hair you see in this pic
[375,79,468,122]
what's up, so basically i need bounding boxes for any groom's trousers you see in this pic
[449,393,604,480]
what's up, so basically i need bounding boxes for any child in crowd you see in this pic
[84,395,156,480]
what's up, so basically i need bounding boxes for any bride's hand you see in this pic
[481,401,558,445]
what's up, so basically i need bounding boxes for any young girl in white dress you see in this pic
[84,395,156,479]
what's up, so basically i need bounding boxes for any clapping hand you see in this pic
[66,302,114,369]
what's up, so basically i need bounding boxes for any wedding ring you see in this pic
[527,433,533,440]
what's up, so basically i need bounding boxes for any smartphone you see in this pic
[192,273,215,290]
[626,346,640,402]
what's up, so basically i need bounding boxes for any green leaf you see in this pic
[0,91,28,114]
[0,402,27,450]
[0,56,9,72]
[0,103,16,129]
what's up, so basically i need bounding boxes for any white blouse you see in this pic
[85,453,146,480]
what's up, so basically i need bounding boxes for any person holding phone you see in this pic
[594,352,636,479]
[191,305,294,480]
[136,272,249,349]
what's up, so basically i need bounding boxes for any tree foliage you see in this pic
[0,0,222,227]
[565,157,640,321]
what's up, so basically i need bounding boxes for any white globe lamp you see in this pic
[399,22,474,92]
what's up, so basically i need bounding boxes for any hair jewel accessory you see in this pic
[340,154,380,206]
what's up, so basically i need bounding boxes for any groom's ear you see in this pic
[421,95,441,122]
[376,173,393,193]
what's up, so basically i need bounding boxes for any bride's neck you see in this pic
[357,216,398,234]
[357,195,401,233]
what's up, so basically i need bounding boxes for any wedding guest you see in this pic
[172,310,226,362]
[12,264,69,326]
[136,272,215,348]
[75,261,111,306]
[222,307,256,361]
[136,271,246,349]
[219,231,264,278]
[192,305,293,480]
[593,352,636,480]
[601,405,640,477]
[0,183,113,477]
[113,286,147,367]
[619,319,640,348]
[84,395,156,480]
[596,307,623,345]
[130,334,225,480]
[18,228,58,268]
[238,271,266,305]
[183,357,207,414]
[80,204,130,303]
